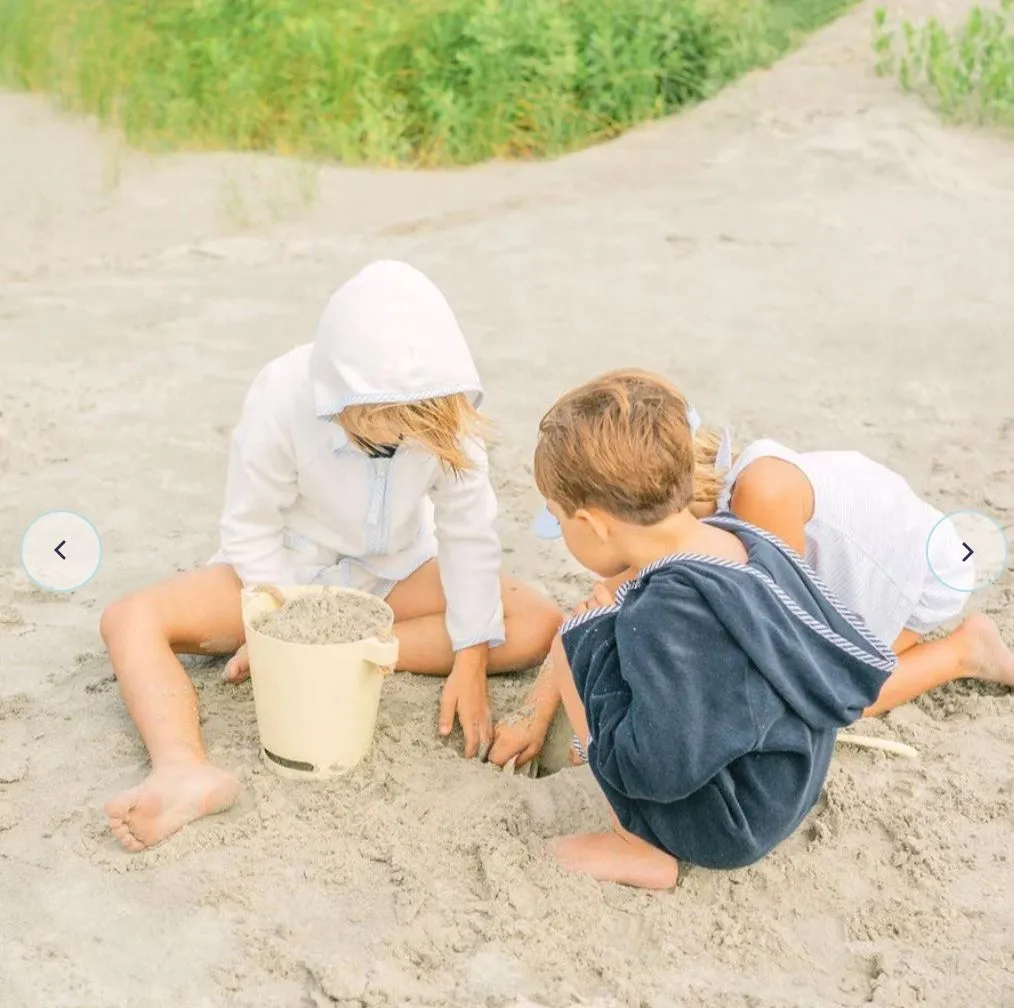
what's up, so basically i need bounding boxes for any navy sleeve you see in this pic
[562,579,762,805]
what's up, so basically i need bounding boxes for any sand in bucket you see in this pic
[243,585,399,780]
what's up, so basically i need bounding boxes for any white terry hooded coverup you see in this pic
[211,260,505,653]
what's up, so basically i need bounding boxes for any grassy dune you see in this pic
[0,0,857,166]
[873,0,1013,129]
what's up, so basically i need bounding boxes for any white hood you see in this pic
[310,260,483,418]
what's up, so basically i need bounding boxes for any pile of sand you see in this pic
[253,591,392,645]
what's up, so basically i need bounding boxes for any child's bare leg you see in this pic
[865,614,1014,717]
[384,561,562,675]
[99,565,245,851]
[547,635,678,890]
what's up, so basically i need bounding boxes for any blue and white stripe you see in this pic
[561,514,897,676]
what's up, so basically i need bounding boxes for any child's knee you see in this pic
[99,594,158,648]
[536,596,565,643]
[506,579,561,621]
[496,591,561,669]
[100,597,131,646]
[520,596,564,656]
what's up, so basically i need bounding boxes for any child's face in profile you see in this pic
[547,501,629,580]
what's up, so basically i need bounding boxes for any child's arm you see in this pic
[428,437,504,757]
[218,368,300,586]
[489,582,622,767]
[427,437,504,651]
[728,456,814,556]
[489,652,561,767]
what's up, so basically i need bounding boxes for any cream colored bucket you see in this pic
[241,584,399,780]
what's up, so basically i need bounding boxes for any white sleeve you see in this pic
[217,368,301,587]
[428,438,505,651]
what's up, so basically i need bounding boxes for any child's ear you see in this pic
[574,508,610,544]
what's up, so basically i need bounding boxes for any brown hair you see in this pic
[339,393,490,474]
[533,369,696,526]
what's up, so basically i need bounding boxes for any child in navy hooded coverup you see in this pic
[532,369,897,889]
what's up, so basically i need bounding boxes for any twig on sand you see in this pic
[836,733,919,759]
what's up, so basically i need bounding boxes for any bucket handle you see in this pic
[362,636,399,674]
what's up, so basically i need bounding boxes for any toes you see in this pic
[108,818,145,852]
[550,837,590,874]
[548,834,579,864]
[223,658,250,684]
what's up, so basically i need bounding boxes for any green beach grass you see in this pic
[873,0,1014,129]
[0,0,856,166]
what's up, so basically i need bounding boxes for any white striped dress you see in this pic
[717,439,971,644]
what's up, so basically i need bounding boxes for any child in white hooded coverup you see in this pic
[100,260,561,852]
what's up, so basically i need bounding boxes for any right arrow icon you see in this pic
[961,542,974,562]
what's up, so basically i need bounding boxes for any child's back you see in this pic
[531,368,897,886]
[565,513,895,869]
[719,439,971,643]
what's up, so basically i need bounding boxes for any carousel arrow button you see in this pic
[927,510,1007,593]
[21,512,102,592]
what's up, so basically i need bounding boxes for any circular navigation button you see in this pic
[926,509,1008,593]
[20,511,102,592]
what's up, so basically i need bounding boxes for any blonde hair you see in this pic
[533,369,696,525]
[339,393,490,474]
[692,425,735,508]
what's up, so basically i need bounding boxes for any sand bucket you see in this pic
[241,584,399,780]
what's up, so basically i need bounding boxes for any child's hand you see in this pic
[572,582,616,615]
[439,646,493,759]
[488,705,552,769]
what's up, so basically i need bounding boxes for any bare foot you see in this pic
[550,830,678,890]
[959,613,1014,686]
[223,644,250,684]
[105,763,239,852]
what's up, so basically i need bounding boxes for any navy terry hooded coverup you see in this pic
[560,514,899,870]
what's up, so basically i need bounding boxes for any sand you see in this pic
[253,592,393,646]
[1,0,1013,1004]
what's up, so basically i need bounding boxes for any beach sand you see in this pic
[253,592,393,647]
[1,0,1013,1004]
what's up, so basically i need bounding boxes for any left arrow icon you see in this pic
[21,513,100,591]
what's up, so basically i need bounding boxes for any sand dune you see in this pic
[1,1,1013,1004]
